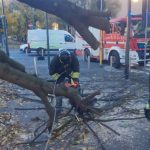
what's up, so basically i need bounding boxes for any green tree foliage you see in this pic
[4,1,66,42]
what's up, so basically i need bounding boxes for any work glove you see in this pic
[144,103,150,121]
[73,81,79,87]
[51,73,60,81]
[65,81,79,88]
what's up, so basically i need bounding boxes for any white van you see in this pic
[27,29,76,55]
[75,27,100,60]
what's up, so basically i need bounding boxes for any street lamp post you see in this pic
[125,0,131,79]
[100,0,103,10]
[99,0,103,66]
[1,0,9,56]
[45,12,50,74]
[144,0,149,69]
[32,8,36,29]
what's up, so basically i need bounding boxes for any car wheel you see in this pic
[109,51,121,68]
[37,48,45,56]
[23,47,27,53]
[24,47,31,53]
[84,49,90,62]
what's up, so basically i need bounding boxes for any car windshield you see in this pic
[133,20,150,38]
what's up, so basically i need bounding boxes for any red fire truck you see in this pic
[76,15,150,68]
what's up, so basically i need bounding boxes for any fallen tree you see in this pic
[0,50,100,131]
[17,0,110,50]
[1,0,111,133]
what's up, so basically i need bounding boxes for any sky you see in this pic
[117,0,142,17]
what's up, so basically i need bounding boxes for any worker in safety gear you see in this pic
[50,49,80,114]
[50,49,80,85]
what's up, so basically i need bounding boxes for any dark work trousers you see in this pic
[55,74,71,115]
[55,74,80,115]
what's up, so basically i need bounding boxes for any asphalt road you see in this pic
[3,48,150,150]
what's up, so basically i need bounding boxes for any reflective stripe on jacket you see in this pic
[50,53,80,80]
[70,71,80,79]
[51,73,60,80]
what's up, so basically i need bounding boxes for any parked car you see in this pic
[19,43,30,53]
[27,29,76,55]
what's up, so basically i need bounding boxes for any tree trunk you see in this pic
[0,50,88,116]
[1,0,110,133]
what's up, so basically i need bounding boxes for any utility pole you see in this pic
[99,0,103,66]
[45,12,50,74]
[1,0,9,56]
[144,0,149,69]
[125,0,131,79]
[32,8,36,29]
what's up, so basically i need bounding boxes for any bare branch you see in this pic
[83,120,106,150]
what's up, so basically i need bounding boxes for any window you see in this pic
[109,23,115,33]
[114,22,126,35]
[64,34,74,42]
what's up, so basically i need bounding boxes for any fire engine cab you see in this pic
[76,15,150,68]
